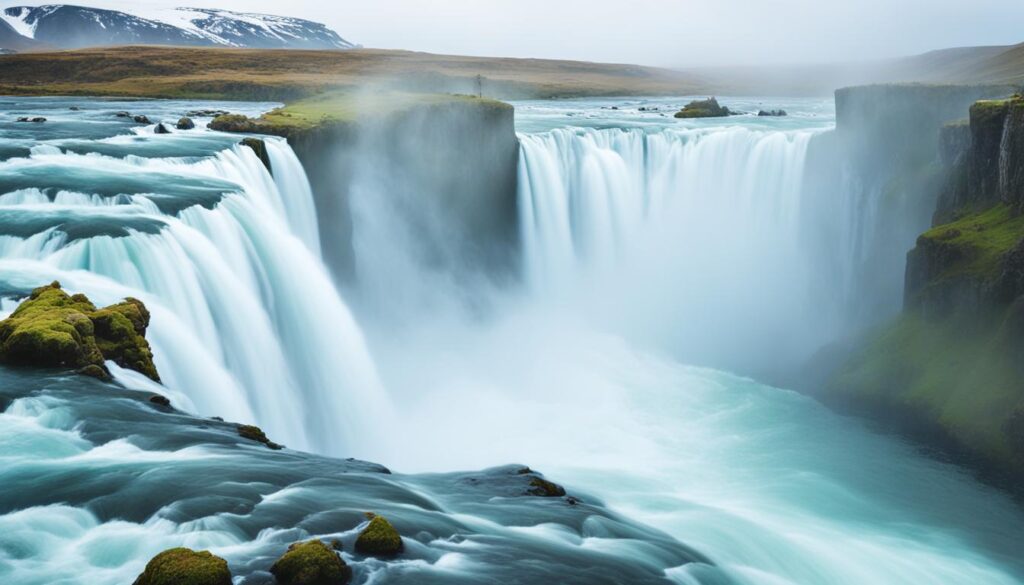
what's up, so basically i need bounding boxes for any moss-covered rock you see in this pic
[270,540,351,585]
[132,547,231,585]
[209,113,260,133]
[354,514,402,555]
[0,282,159,381]
[176,117,195,130]
[674,97,731,119]
[237,423,283,450]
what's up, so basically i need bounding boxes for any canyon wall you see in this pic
[822,91,1024,490]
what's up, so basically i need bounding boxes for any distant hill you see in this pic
[0,4,356,51]
[683,44,1024,96]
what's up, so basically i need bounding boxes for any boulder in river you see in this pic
[674,97,731,119]
[176,117,195,130]
[354,513,403,555]
[154,123,171,134]
[133,115,151,124]
[0,282,159,381]
[133,547,231,585]
[270,540,352,585]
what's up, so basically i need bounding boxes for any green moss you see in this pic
[270,540,351,585]
[674,97,731,119]
[919,204,1024,280]
[133,547,231,585]
[354,514,403,555]
[237,423,283,450]
[830,314,1022,462]
[211,91,510,138]
[0,282,159,381]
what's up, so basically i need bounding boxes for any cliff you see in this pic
[823,92,1024,490]
[212,92,520,282]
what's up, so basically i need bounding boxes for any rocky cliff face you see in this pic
[286,99,520,283]
[825,91,1024,490]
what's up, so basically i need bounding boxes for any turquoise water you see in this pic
[0,96,1021,585]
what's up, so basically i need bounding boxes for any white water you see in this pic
[0,139,389,455]
[2,99,1023,585]
[348,113,1024,584]
[517,126,836,373]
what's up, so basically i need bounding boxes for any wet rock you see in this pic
[133,547,231,585]
[240,137,272,173]
[237,423,283,449]
[16,117,45,122]
[69,106,80,111]
[758,109,788,117]
[271,540,352,585]
[78,364,110,380]
[209,113,259,133]
[674,97,731,119]
[114,111,132,118]
[187,109,230,118]
[0,282,159,381]
[133,115,151,124]
[176,117,195,130]
[355,513,403,555]
[149,394,171,407]
[154,123,171,134]
[527,476,567,497]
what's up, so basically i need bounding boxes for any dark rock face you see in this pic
[285,100,520,284]
[0,282,159,381]
[154,123,171,134]
[825,90,1024,492]
[271,540,352,585]
[240,137,272,172]
[133,547,231,585]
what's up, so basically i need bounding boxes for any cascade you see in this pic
[517,126,839,372]
[0,139,389,456]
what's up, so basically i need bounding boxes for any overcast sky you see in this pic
[6,0,1024,67]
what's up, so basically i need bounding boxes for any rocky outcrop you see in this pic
[674,97,730,118]
[0,282,159,381]
[270,540,352,585]
[236,423,283,450]
[133,548,231,585]
[354,514,403,555]
[240,138,272,172]
[288,100,518,282]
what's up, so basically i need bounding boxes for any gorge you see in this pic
[1,85,1024,585]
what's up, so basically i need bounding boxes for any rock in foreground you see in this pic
[133,547,231,585]
[355,514,403,555]
[0,282,159,381]
[271,540,352,585]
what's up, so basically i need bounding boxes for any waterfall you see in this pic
[0,139,389,456]
[517,126,839,372]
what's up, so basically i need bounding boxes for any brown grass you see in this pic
[0,46,707,101]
